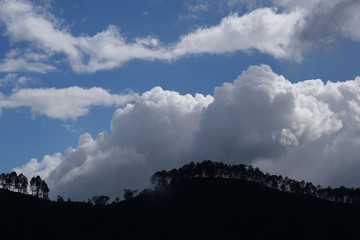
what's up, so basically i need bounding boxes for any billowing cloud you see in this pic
[0,86,138,120]
[189,65,342,163]
[2,0,360,73]
[15,87,213,199]
[15,65,360,200]
[13,153,62,180]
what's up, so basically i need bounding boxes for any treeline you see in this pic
[151,160,360,205]
[0,172,49,199]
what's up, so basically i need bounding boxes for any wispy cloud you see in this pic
[0,0,167,73]
[0,73,32,87]
[2,0,360,74]
[172,8,305,61]
[180,0,209,20]
[0,49,56,73]
[0,86,138,120]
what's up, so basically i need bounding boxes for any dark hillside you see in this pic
[111,178,360,239]
[0,188,112,239]
[1,178,360,239]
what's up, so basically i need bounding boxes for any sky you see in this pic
[1,0,360,200]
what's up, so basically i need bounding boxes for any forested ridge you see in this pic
[150,160,360,205]
[3,160,360,205]
[1,160,360,239]
[0,172,49,199]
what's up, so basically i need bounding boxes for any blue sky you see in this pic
[1,0,360,199]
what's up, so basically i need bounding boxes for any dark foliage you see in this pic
[91,195,110,205]
[0,172,49,199]
[57,195,65,202]
[123,189,139,200]
[2,177,360,239]
[151,160,360,205]
[1,160,360,239]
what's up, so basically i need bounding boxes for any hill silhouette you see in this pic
[1,176,360,239]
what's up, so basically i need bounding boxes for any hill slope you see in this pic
[1,178,360,239]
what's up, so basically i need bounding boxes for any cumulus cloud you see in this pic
[189,65,342,164]
[15,87,213,199]
[0,86,138,120]
[14,65,360,200]
[2,0,360,73]
[13,153,62,179]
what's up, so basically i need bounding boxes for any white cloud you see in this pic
[73,25,168,73]
[14,65,360,200]
[0,73,32,87]
[15,87,213,199]
[0,86,138,120]
[13,153,62,179]
[190,65,342,165]
[227,0,263,9]
[0,49,56,73]
[63,124,83,133]
[180,0,209,20]
[0,0,168,73]
[172,8,305,61]
[2,0,360,73]
[0,73,17,86]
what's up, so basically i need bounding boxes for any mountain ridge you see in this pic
[1,177,360,239]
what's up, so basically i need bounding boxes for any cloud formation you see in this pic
[0,86,138,120]
[15,87,213,199]
[172,8,304,61]
[0,0,168,73]
[0,49,56,73]
[0,73,32,87]
[2,0,360,73]
[274,0,360,45]
[15,65,360,200]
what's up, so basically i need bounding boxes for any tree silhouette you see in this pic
[30,176,40,196]
[150,170,169,188]
[0,172,49,198]
[91,195,110,205]
[57,196,65,202]
[5,173,14,190]
[123,189,139,200]
[30,176,49,198]
[41,180,50,200]
[17,173,28,193]
[150,160,360,205]
[0,173,7,189]
[112,197,120,204]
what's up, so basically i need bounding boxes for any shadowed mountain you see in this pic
[1,177,360,239]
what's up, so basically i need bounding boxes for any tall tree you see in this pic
[30,176,43,197]
[17,173,28,194]
[0,173,6,189]
[41,180,50,200]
